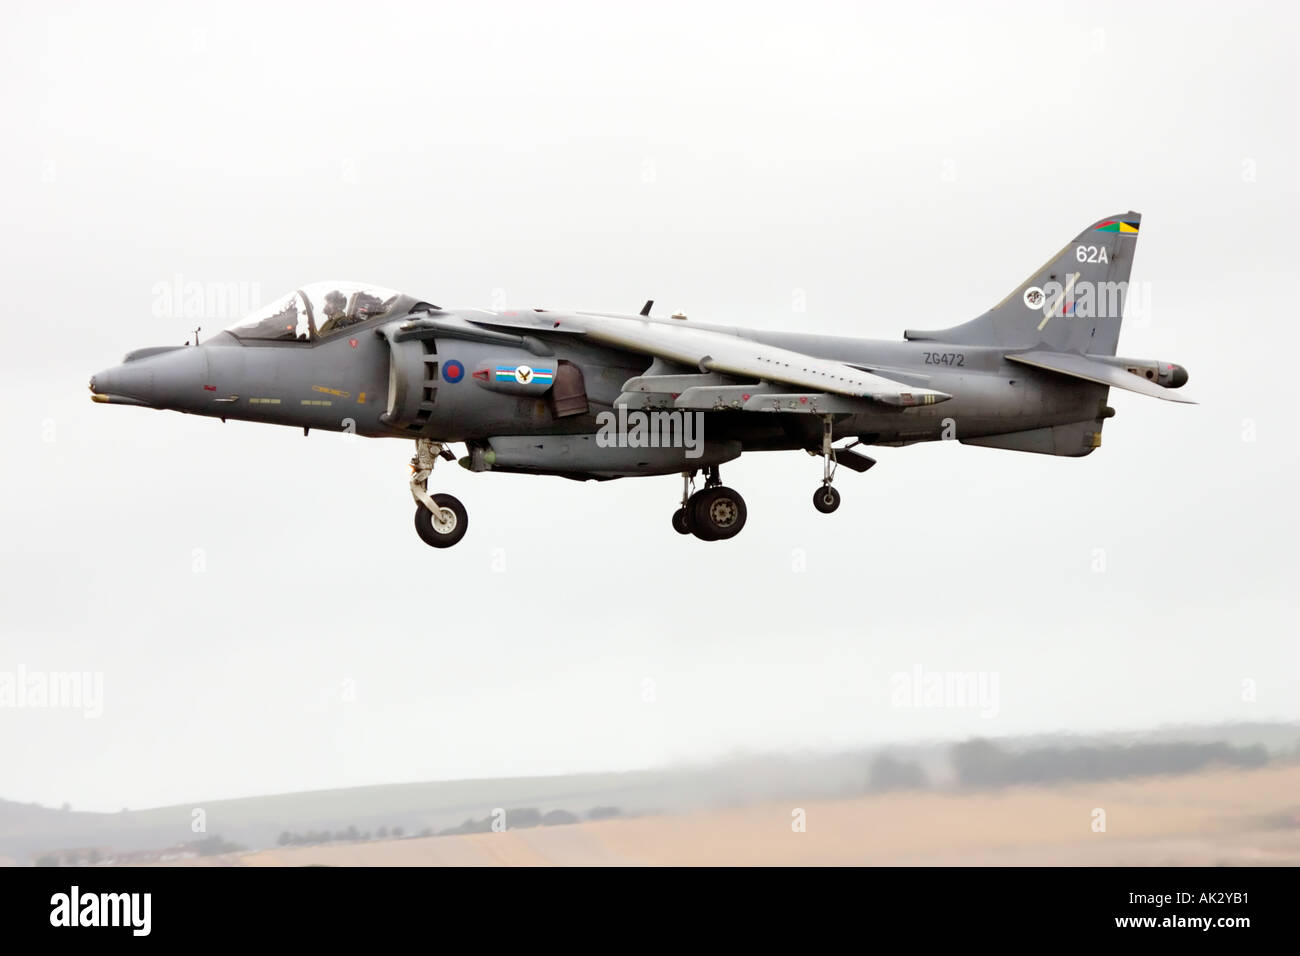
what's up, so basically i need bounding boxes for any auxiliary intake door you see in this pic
[551,360,589,418]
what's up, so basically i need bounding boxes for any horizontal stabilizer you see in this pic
[1006,350,1196,404]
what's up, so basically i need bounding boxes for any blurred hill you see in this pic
[211,763,1300,866]
[5,721,1296,865]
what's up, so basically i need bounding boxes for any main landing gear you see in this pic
[411,438,467,548]
[673,466,748,541]
[669,417,870,540]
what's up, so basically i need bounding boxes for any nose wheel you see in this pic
[410,438,468,548]
[414,494,468,547]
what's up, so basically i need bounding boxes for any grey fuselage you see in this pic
[90,304,1105,466]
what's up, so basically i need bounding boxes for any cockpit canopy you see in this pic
[226,281,403,342]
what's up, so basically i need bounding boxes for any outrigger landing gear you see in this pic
[813,414,842,514]
[410,438,468,548]
[674,466,747,541]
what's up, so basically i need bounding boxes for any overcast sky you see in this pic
[2,0,1297,811]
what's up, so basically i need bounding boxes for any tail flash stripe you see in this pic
[1037,272,1080,332]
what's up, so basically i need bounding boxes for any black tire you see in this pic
[686,491,718,540]
[690,486,747,540]
[414,494,469,548]
[813,485,841,514]
[671,507,692,535]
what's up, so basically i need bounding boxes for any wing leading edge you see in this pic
[467,311,951,407]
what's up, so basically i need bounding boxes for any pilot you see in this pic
[321,290,349,332]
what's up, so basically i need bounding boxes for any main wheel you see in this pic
[690,486,747,540]
[414,494,469,548]
[812,485,841,514]
[671,507,692,535]
[685,491,718,540]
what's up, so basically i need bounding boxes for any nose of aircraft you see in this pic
[89,364,154,407]
[90,345,210,409]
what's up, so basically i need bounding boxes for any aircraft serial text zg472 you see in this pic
[91,212,1191,548]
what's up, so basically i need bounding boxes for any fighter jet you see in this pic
[90,212,1191,548]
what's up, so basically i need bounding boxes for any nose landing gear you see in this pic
[411,438,467,548]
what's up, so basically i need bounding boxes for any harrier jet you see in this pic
[90,212,1191,547]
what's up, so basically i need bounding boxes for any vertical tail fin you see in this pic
[904,212,1141,355]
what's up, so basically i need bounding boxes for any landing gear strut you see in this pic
[410,438,468,548]
[813,414,842,514]
[673,467,747,541]
[671,472,694,536]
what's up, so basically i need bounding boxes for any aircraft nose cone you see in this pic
[89,345,208,409]
[89,362,153,405]
[1170,364,1189,389]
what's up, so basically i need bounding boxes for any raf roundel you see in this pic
[442,359,465,384]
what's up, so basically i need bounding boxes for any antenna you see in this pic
[192,326,202,346]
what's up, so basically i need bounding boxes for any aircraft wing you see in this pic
[467,311,950,407]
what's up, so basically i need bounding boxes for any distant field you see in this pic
[164,764,1300,866]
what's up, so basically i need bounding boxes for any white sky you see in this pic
[1,0,1297,811]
